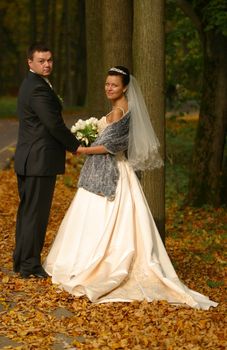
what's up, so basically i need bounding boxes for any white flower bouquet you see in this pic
[71,117,99,146]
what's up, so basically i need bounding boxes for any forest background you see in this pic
[1,0,226,220]
[0,1,226,349]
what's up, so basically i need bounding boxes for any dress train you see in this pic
[44,157,217,310]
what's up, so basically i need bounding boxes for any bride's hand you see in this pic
[76,146,87,155]
[74,145,107,155]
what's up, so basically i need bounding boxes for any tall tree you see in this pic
[63,0,74,105]
[29,0,37,43]
[133,0,166,241]
[102,0,133,111]
[50,0,56,54]
[55,0,66,95]
[71,0,87,106]
[175,0,227,206]
[85,0,104,115]
[59,0,86,106]
[102,0,133,71]
[41,0,50,44]
[165,4,203,108]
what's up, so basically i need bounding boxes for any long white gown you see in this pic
[44,117,217,310]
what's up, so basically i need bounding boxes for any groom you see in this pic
[14,43,80,278]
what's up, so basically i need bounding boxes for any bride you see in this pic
[44,66,217,310]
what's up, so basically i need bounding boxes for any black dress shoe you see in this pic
[19,269,49,279]
[19,271,32,279]
[33,270,49,279]
[14,266,20,273]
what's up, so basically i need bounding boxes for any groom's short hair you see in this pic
[27,43,52,60]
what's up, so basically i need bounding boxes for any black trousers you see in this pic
[14,175,56,274]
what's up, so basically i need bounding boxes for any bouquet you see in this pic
[71,117,99,146]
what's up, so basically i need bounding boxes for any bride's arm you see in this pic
[76,108,126,155]
[76,145,108,155]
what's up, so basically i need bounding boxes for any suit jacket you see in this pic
[14,71,80,176]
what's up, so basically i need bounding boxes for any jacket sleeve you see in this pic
[29,85,80,152]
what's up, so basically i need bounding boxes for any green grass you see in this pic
[206,280,225,288]
[165,117,197,206]
[0,96,17,118]
[0,96,86,119]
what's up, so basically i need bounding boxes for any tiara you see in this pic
[109,67,127,75]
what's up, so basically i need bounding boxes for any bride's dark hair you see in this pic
[108,66,130,86]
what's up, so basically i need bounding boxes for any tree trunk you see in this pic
[221,154,227,204]
[102,0,133,111]
[29,0,37,43]
[55,1,66,95]
[50,0,58,87]
[72,0,86,106]
[85,0,104,116]
[187,32,227,206]
[133,0,166,241]
[102,0,133,71]
[175,0,227,207]
[64,0,74,106]
[50,0,56,54]
[41,0,50,44]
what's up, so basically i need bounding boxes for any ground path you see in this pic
[0,119,18,170]
[0,114,82,349]
[0,115,78,170]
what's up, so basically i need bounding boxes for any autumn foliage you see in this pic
[0,122,226,349]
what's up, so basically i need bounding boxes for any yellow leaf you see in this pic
[2,276,10,283]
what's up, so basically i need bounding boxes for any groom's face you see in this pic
[28,51,53,77]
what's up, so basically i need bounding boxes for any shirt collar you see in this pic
[29,69,52,88]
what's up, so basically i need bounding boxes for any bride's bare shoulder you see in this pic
[111,106,129,122]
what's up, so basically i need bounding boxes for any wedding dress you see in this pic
[44,116,217,310]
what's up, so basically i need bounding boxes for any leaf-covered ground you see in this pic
[0,118,226,349]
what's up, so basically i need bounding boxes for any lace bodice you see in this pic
[98,107,126,135]
[97,116,108,135]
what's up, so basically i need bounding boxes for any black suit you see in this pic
[14,71,80,274]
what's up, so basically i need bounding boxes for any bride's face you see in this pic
[105,75,126,101]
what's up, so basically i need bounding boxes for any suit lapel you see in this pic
[28,71,62,109]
